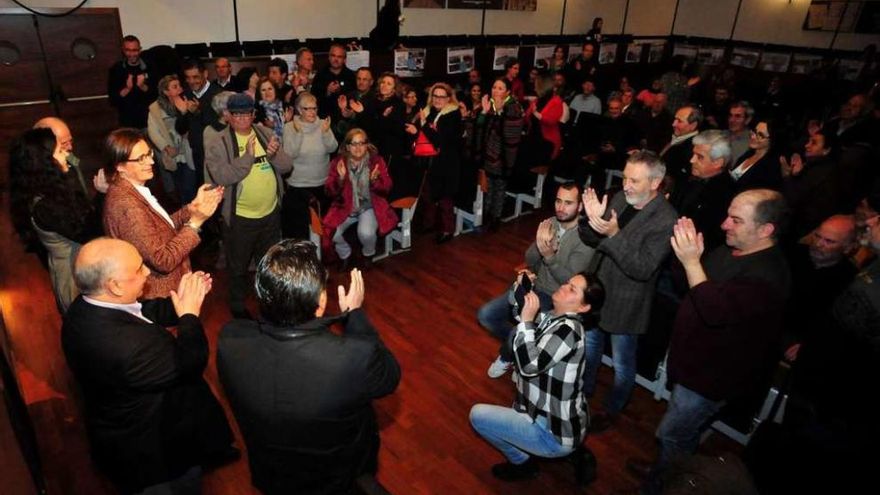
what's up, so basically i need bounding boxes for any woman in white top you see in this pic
[281,92,338,240]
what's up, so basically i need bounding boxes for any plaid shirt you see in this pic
[511,311,588,448]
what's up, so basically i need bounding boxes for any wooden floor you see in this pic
[0,197,740,495]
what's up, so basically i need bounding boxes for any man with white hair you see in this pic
[61,238,237,494]
[33,116,96,197]
[578,150,678,431]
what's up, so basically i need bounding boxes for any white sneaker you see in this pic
[487,356,513,378]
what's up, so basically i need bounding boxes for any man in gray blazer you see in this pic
[578,150,677,431]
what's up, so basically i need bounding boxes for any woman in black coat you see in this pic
[405,82,462,243]
[730,120,784,193]
[353,72,410,197]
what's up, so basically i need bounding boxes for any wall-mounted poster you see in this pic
[598,42,617,65]
[394,48,426,77]
[274,54,297,74]
[625,43,643,64]
[672,43,698,61]
[803,1,862,32]
[790,54,825,74]
[447,47,475,74]
[647,42,666,64]
[346,50,370,72]
[447,0,537,10]
[759,52,792,72]
[533,45,555,70]
[696,47,726,65]
[493,46,520,70]
[730,48,761,69]
[837,59,865,81]
[404,0,444,8]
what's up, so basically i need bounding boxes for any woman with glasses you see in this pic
[323,128,397,269]
[730,120,784,193]
[405,82,462,243]
[103,128,223,298]
[282,92,338,240]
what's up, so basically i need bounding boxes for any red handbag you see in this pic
[413,129,439,157]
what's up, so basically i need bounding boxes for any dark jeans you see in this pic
[224,208,281,314]
[281,185,328,241]
[485,174,508,222]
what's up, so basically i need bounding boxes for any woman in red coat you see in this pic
[323,128,398,268]
[527,74,568,161]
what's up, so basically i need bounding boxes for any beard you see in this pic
[556,210,579,223]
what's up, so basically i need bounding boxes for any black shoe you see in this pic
[567,446,598,486]
[590,411,617,433]
[231,308,252,320]
[436,232,453,244]
[491,458,539,481]
[203,445,241,469]
[625,458,654,482]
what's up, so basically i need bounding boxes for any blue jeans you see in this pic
[581,328,638,415]
[470,404,574,464]
[655,384,725,469]
[477,289,554,341]
[333,208,379,259]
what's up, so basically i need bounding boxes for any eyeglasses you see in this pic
[750,130,770,140]
[301,106,317,111]
[348,141,368,147]
[230,111,254,118]
[125,149,154,165]
[432,93,449,99]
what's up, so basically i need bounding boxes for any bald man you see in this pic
[33,117,95,197]
[784,215,858,362]
[628,190,792,492]
[61,238,236,494]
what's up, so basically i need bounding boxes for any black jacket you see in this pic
[107,59,157,128]
[217,309,400,495]
[61,297,233,493]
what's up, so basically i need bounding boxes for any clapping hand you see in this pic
[480,94,491,114]
[125,73,134,90]
[588,209,620,237]
[321,117,332,133]
[170,271,212,317]
[185,97,199,113]
[338,268,365,312]
[582,188,608,221]
[93,168,109,194]
[327,81,340,96]
[337,160,347,181]
[189,184,223,222]
[404,123,418,135]
[266,135,281,156]
[536,219,558,257]
[284,106,294,122]
[349,99,364,114]
[369,164,381,182]
[135,73,147,90]
[670,217,704,265]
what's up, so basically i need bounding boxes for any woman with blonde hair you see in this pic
[323,128,397,269]
[148,74,197,202]
[405,82,462,243]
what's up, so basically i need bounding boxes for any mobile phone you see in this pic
[520,273,532,293]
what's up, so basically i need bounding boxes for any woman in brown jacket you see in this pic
[102,128,223,298]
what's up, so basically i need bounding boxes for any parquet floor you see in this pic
[0,196,739,495]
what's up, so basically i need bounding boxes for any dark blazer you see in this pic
[579,192,677,334]
[669,171,736,251]
[732,150,783,193]
[179,82,222,175]
[217,309,401,495]
[419,105,463,199]
[61,297,233,493]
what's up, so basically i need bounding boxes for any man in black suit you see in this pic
[107,35,156,128]
[660,105,702,194]
[218,240,400,495]
[311,43,357,118]
[62,238,236,494]
[179,58,222,183]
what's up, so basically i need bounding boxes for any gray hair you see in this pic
[73,245,117,295]
[682,105,703,125]
[627,150,666,180]
[211,91,236,115]
[295,91,317,113]
[730,100,755,121]
[693,130,732,167]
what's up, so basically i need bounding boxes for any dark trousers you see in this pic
[420,181,455,235]
[281,185,328,241]
[224,209,281,313]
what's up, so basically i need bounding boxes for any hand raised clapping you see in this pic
[581,188,608,221]
[670,217,704,265]
[170,271,212,317]
[338,268,365,312]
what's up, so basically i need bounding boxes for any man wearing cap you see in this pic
[205,93,293,319]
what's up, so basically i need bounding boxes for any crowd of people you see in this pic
[6,31,880,494]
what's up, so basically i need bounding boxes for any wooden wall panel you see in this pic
[0,15,51,104]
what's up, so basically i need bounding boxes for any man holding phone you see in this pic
[205,93,294,319]
[477,182,595,378]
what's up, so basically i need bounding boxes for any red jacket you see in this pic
[322,154,398,251]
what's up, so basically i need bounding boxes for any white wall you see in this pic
[2,0,878,51]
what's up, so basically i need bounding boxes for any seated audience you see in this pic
[726,100,754,164]
[730,120,783,193]
[780,128,842,238]
[62,238,236,494]
[568,76,601,124]
[218,241,400,495]
[470,272,604,481]
[323,128,397,269]
[660,104,701,190]
[634,92,672,153]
